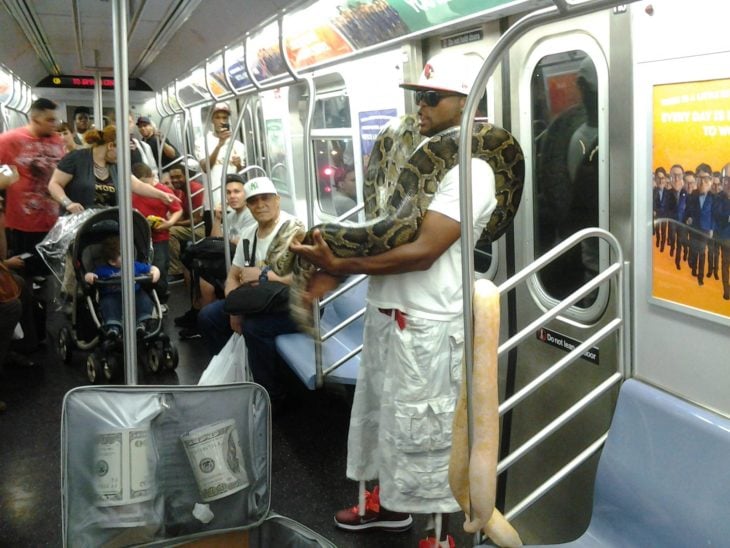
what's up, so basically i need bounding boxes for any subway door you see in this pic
[256,87,308,220]
[500,11,624,544]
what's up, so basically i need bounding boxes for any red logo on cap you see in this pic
[424,63,434,80]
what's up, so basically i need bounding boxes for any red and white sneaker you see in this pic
[333,486,413,532]
[418,533,456,548]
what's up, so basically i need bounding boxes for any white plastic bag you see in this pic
[198,333,251,385]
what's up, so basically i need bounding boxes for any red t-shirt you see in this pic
[173,180,204,217]
[132,183,182,242]
[0,127,65,232]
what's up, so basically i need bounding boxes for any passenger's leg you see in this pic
[152,241,170,303]
[197,299,231,357]
[168,225,192,277]
[0,298,23,411]
[241,312,298,401]
[10,274,39,354]
[98,294,123,332]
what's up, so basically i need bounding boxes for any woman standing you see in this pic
[57,122,81,153]
[48,125,178,213]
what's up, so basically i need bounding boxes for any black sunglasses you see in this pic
[414,90,460,107]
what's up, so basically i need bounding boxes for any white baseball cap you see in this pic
[244,176,278,200]
[400,52,483,96]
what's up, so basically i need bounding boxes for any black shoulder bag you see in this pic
[223,233,290,315]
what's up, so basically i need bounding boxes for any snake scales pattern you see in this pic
[289,114,524,334]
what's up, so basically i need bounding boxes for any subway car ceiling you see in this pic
[0,0,301,91]
[0,0,553,103]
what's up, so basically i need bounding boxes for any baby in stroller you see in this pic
[54,207,178,383]
[83,235,160,340]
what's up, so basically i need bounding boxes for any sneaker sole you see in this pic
[334,515,413,532]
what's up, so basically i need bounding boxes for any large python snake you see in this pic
[289,114,524,334]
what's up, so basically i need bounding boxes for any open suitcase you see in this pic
[61,383,336,547]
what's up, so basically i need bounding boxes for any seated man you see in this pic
[198,177,303,406]
[176,173,256,337]
[167,162,205,285]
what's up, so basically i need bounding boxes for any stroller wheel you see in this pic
[163,345,179,370]
[57,327,73,364]
[103,355,118,382]
[146,346,162,374]
[86,353,103,384]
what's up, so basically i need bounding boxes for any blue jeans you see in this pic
[99,290,153,329]
[197,300,299,399]
[152,241,170,303]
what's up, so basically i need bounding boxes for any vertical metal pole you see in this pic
[112,0,137,385]
[93,71,103,128]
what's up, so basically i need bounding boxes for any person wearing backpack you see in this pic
[175,174,255,337]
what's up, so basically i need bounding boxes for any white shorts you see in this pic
[346,303,464,513]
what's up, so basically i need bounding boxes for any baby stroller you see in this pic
[55,207,178,383]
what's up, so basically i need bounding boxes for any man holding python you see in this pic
[291,51,497,547]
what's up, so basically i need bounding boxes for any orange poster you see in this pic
[651,78,730,320]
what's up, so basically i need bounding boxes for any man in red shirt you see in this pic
[0,98,65,276]
[167,162,205,282]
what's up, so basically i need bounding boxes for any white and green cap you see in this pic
[244,176,278,199]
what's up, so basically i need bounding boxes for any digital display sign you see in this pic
[36,75,152,91]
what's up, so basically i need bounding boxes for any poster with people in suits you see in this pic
[652,77,730,320]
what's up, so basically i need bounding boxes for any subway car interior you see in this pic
[1,0,729,546]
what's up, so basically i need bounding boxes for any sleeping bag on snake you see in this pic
[290,114,525,334]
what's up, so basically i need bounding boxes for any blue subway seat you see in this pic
[277,278,368,390]
[522,378,730,547]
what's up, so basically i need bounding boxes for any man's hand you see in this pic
[231,151,243,170]
[84,272,97,284]
[290,230,339,273]
[0,165,19,189]
[4,256,24,270]
[302,271,342,306]
[161,192,181,205]
[150,265,161,283]
[239,266,262,286]
[229,314,243,334]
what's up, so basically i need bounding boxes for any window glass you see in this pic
[312,94,351,130]
[532,50,599,306]
[313,138,356,216]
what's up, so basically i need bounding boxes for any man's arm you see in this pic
[0,165,19,190]
[224,264,244,296]
[291,210,461,276]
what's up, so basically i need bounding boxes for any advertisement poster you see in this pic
[358,108,397,160]
[651,78,730,319]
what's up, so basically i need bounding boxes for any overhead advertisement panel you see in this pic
[177,67,211,107]
[282,0,529,70]
[225,43,253,92]
[207,54,230,98]
[284,2,353,70]
[247,22,288,84]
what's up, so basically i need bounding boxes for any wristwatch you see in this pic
[259,265,271,284]
[61,196,72,209]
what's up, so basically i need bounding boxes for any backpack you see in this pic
[181,237,235,290]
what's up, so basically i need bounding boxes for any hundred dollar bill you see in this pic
[129,429,154,503]
[96,502,151,529]
[94,432,124,506]
[181,419,249,502]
